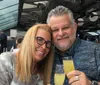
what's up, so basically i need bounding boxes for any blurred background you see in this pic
[0,0,100,51]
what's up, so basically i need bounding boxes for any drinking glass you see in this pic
[54,64,65,85]
[63,56,74,77]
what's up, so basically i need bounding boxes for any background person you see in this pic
[47,6,100,85]
[15,36,23,48]
[10,36,23,53]
[0,24,54,85]
[0,30,7,53]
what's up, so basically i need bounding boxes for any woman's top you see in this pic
[0,52,43,85]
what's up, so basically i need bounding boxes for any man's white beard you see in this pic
[55,43,69,52]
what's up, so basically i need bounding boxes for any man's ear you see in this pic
[74,22,78,30]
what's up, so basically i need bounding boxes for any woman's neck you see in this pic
[31,62,38,74]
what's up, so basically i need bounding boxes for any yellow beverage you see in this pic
[54,73,65,85]
[63,60,74,75]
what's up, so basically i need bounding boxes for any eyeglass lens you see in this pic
[36,36,51,48]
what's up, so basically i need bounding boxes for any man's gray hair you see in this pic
[46,5,75,24]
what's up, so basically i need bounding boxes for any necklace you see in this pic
[32,66,38,74]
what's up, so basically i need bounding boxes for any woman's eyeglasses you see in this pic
[35,36,52,49]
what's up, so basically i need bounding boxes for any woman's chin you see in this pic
[34,57,43,62]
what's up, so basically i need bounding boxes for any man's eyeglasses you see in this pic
[35,36,52,49]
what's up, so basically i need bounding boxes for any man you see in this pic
[47,6,100,85]
[0,30,7,53]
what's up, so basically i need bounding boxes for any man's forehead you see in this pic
[50,23,71,28]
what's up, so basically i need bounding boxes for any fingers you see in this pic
[67,70,91,85]
[66,70,81,85]
[70,81,80,85]
[68,75,80,84]
[67,70,82,79]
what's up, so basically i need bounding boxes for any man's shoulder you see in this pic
[76,39,100,55]
[80,39,100,48]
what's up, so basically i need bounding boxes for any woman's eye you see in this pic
[38,39,43,42]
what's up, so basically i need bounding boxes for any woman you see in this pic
[0,24,54,85]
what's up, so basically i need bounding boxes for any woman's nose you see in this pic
[41,43,46,49]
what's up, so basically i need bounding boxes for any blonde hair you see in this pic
[15,24,54,84]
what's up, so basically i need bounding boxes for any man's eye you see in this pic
[52,29,59,32]
[63,27,69,30]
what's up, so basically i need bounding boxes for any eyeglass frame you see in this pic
[35,36,52,49]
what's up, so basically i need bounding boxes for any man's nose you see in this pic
[58,29,63,36]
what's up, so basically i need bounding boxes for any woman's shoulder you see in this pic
[0,52,15,64]
[0,52,15,84]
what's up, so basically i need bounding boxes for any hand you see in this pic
[67,70,91,85]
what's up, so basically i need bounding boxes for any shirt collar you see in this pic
[55,36,81,57]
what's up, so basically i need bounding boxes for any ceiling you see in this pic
[1,0,100,35]
[18,0,100,31]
